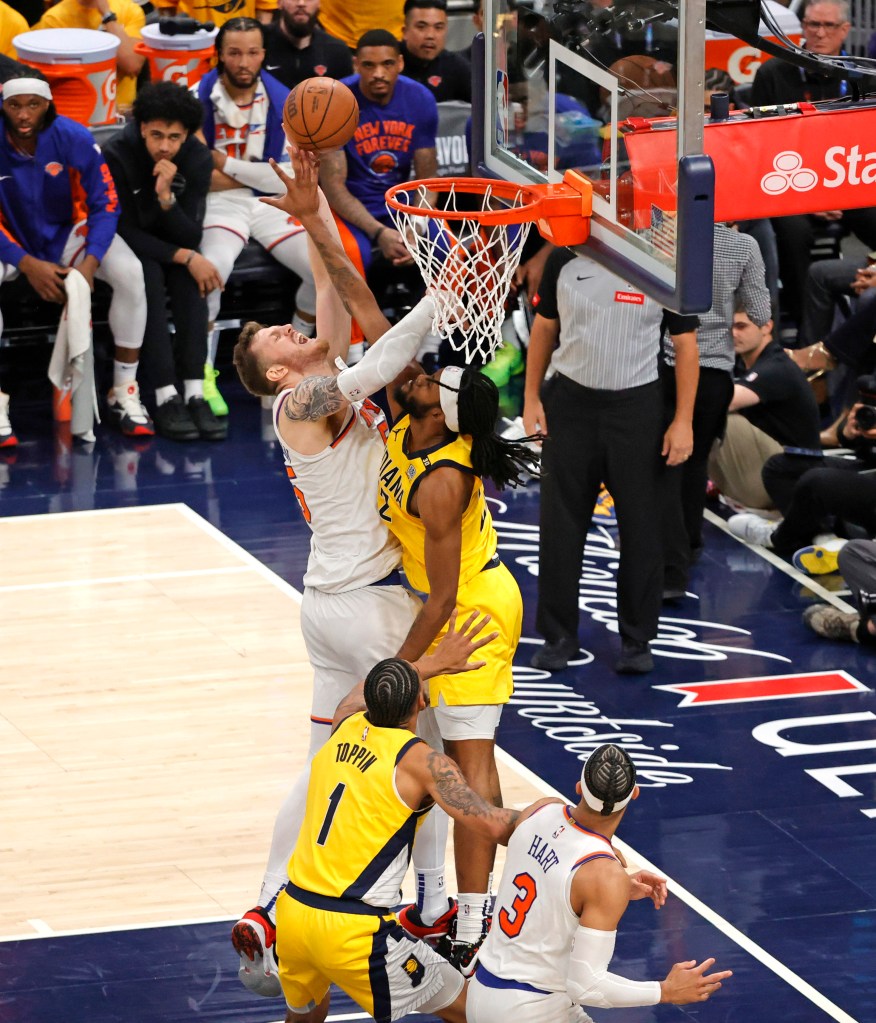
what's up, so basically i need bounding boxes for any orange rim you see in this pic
[384,177,548,226]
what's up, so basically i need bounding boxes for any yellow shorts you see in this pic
[426,560,522,707]
[275,890,463,1021]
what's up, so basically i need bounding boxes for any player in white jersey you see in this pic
[468,744,732,1023]
[230,161,450,998]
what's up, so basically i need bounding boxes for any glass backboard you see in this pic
[474,0,716,312]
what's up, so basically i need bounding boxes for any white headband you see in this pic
[438,365,463,433]
[2,78,53,102]
[580,748,635,815]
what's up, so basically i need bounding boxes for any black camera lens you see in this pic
[855,404,876,431]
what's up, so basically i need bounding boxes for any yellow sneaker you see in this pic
[204,364,229,418]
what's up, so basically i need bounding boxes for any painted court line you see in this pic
[0,565,250,595]
[495,746,859,1023]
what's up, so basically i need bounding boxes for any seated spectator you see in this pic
[153,0,276,27]
[729,374,876,560]
[708,304,823,510]
[103,82,227,442]
[262,0,352,91]
[0,73,151,442]
[804,539,876,645]
[0,1,28,58]
[750,1,876,326]
[319,30,437,286]
[35,0,145,113]
[195,17,315,413]
[795,256,874,349]
[400,0,471,103]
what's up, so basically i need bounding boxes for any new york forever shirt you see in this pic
[534,250,698,391]
[340,75,438,217]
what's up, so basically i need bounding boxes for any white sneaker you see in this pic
[0,391,18,448]
[231,906,281,998]
[107,382,154,437]
[727,513,776,547]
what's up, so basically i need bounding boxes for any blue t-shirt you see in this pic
[341,74,438,217]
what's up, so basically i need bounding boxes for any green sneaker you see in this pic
[481,344,524,387]
[203,364,229,418]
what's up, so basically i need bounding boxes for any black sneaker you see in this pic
[614,639,654,674]
[530,636,579,671]
[188,396,228,440]
[153,395,199,441]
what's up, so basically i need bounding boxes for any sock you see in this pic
[415,867,448,925]
[455,892,490,943]
[292,311,315,337]
[155,385,177,406]
[113,360,138,389]
[184,379,204,402]
[206,323,219,367]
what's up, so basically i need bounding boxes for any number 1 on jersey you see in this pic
[316,782,346,845]
[498,871,537,937]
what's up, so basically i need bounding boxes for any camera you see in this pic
[159,15,215,36]
[854,374,876,431]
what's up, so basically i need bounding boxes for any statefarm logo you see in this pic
[761,146,876,196]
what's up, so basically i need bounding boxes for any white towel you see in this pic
[48,269,98,441]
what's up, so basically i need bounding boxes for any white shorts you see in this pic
[202,188,305,255]
[300,582,421,727]
[466,972,593,1023]
[431,693,502,741]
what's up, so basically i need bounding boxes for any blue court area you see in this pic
[1,375,874,1023]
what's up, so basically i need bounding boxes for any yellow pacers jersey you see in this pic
[377,418,497,594]
[288,712,429,908]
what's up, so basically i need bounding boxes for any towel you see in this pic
[48,269,98,442]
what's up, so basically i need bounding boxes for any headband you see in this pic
[2,78,52,102]
[438,365,463,432]
[580,747,635,815]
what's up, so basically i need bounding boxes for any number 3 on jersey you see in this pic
[498,871,537,937]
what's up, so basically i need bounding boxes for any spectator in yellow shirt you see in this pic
[151,0,277,28]
[318,0,404,49]
[36,0,145,112]
[0,1,29,58]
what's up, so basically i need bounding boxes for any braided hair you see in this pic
[363,659,421,727]
[456,369,540,490]
[581,744,637,816]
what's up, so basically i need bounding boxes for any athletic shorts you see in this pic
[276,891,463,1022]
[426,561,522,707]
[433,694,502,741]
[466,973,593,1023]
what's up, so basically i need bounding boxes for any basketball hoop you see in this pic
[385,172,592,362]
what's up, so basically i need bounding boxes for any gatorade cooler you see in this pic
[136,23,218,88]
[13,29,120,126]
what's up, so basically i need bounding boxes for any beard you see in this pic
[282,11,318,37]
[393,383,426,418]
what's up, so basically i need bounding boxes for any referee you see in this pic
[522,249,699,674]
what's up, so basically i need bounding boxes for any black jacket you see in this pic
[102,121,212,265]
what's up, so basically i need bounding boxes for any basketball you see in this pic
[283,78,359,151]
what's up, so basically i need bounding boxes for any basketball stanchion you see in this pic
[384,170,593,362]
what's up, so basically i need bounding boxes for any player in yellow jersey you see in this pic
[276,610,552,1023]
[257,147,540,973]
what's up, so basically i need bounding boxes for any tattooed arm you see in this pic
[282,373,348,422]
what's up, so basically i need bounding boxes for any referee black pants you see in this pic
[537,374,664,646]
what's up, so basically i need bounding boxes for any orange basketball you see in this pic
[283,77,359,151]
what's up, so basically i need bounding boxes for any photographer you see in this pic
[804,539,876,647]
[728,377,876,560]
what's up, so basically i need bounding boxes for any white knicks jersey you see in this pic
[478,803,619,994]
[273,392,403,592]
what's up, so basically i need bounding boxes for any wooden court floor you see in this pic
[0,503,545,941]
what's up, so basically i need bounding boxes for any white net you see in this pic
[386,181,535,363]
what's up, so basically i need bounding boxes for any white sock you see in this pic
[113,360,138,388]
[415,866,448,924]
[292,311,315,337]
[206,323,219,367]
[155,385,177,406]
[346,341,364,365]
[455,892,491,943]
[184,379,204,402]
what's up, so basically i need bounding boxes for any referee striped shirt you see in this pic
[533,251,698,391]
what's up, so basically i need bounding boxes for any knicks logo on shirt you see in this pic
[314,64,327,76]
[428,75,442,88]
[44,162,64,177]
[614,290,644,305]
[370,151,400,175]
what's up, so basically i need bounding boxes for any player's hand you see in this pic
[153,158,177,197]
[414,610,497,680]
[378,227,413,266]
[19,254,69,303]
[628,870,668,909]
[521,398,547,440]
[659,959,732,1004]
[261,149,321,220]
[186,253,224,297]
[662,418,693,466]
